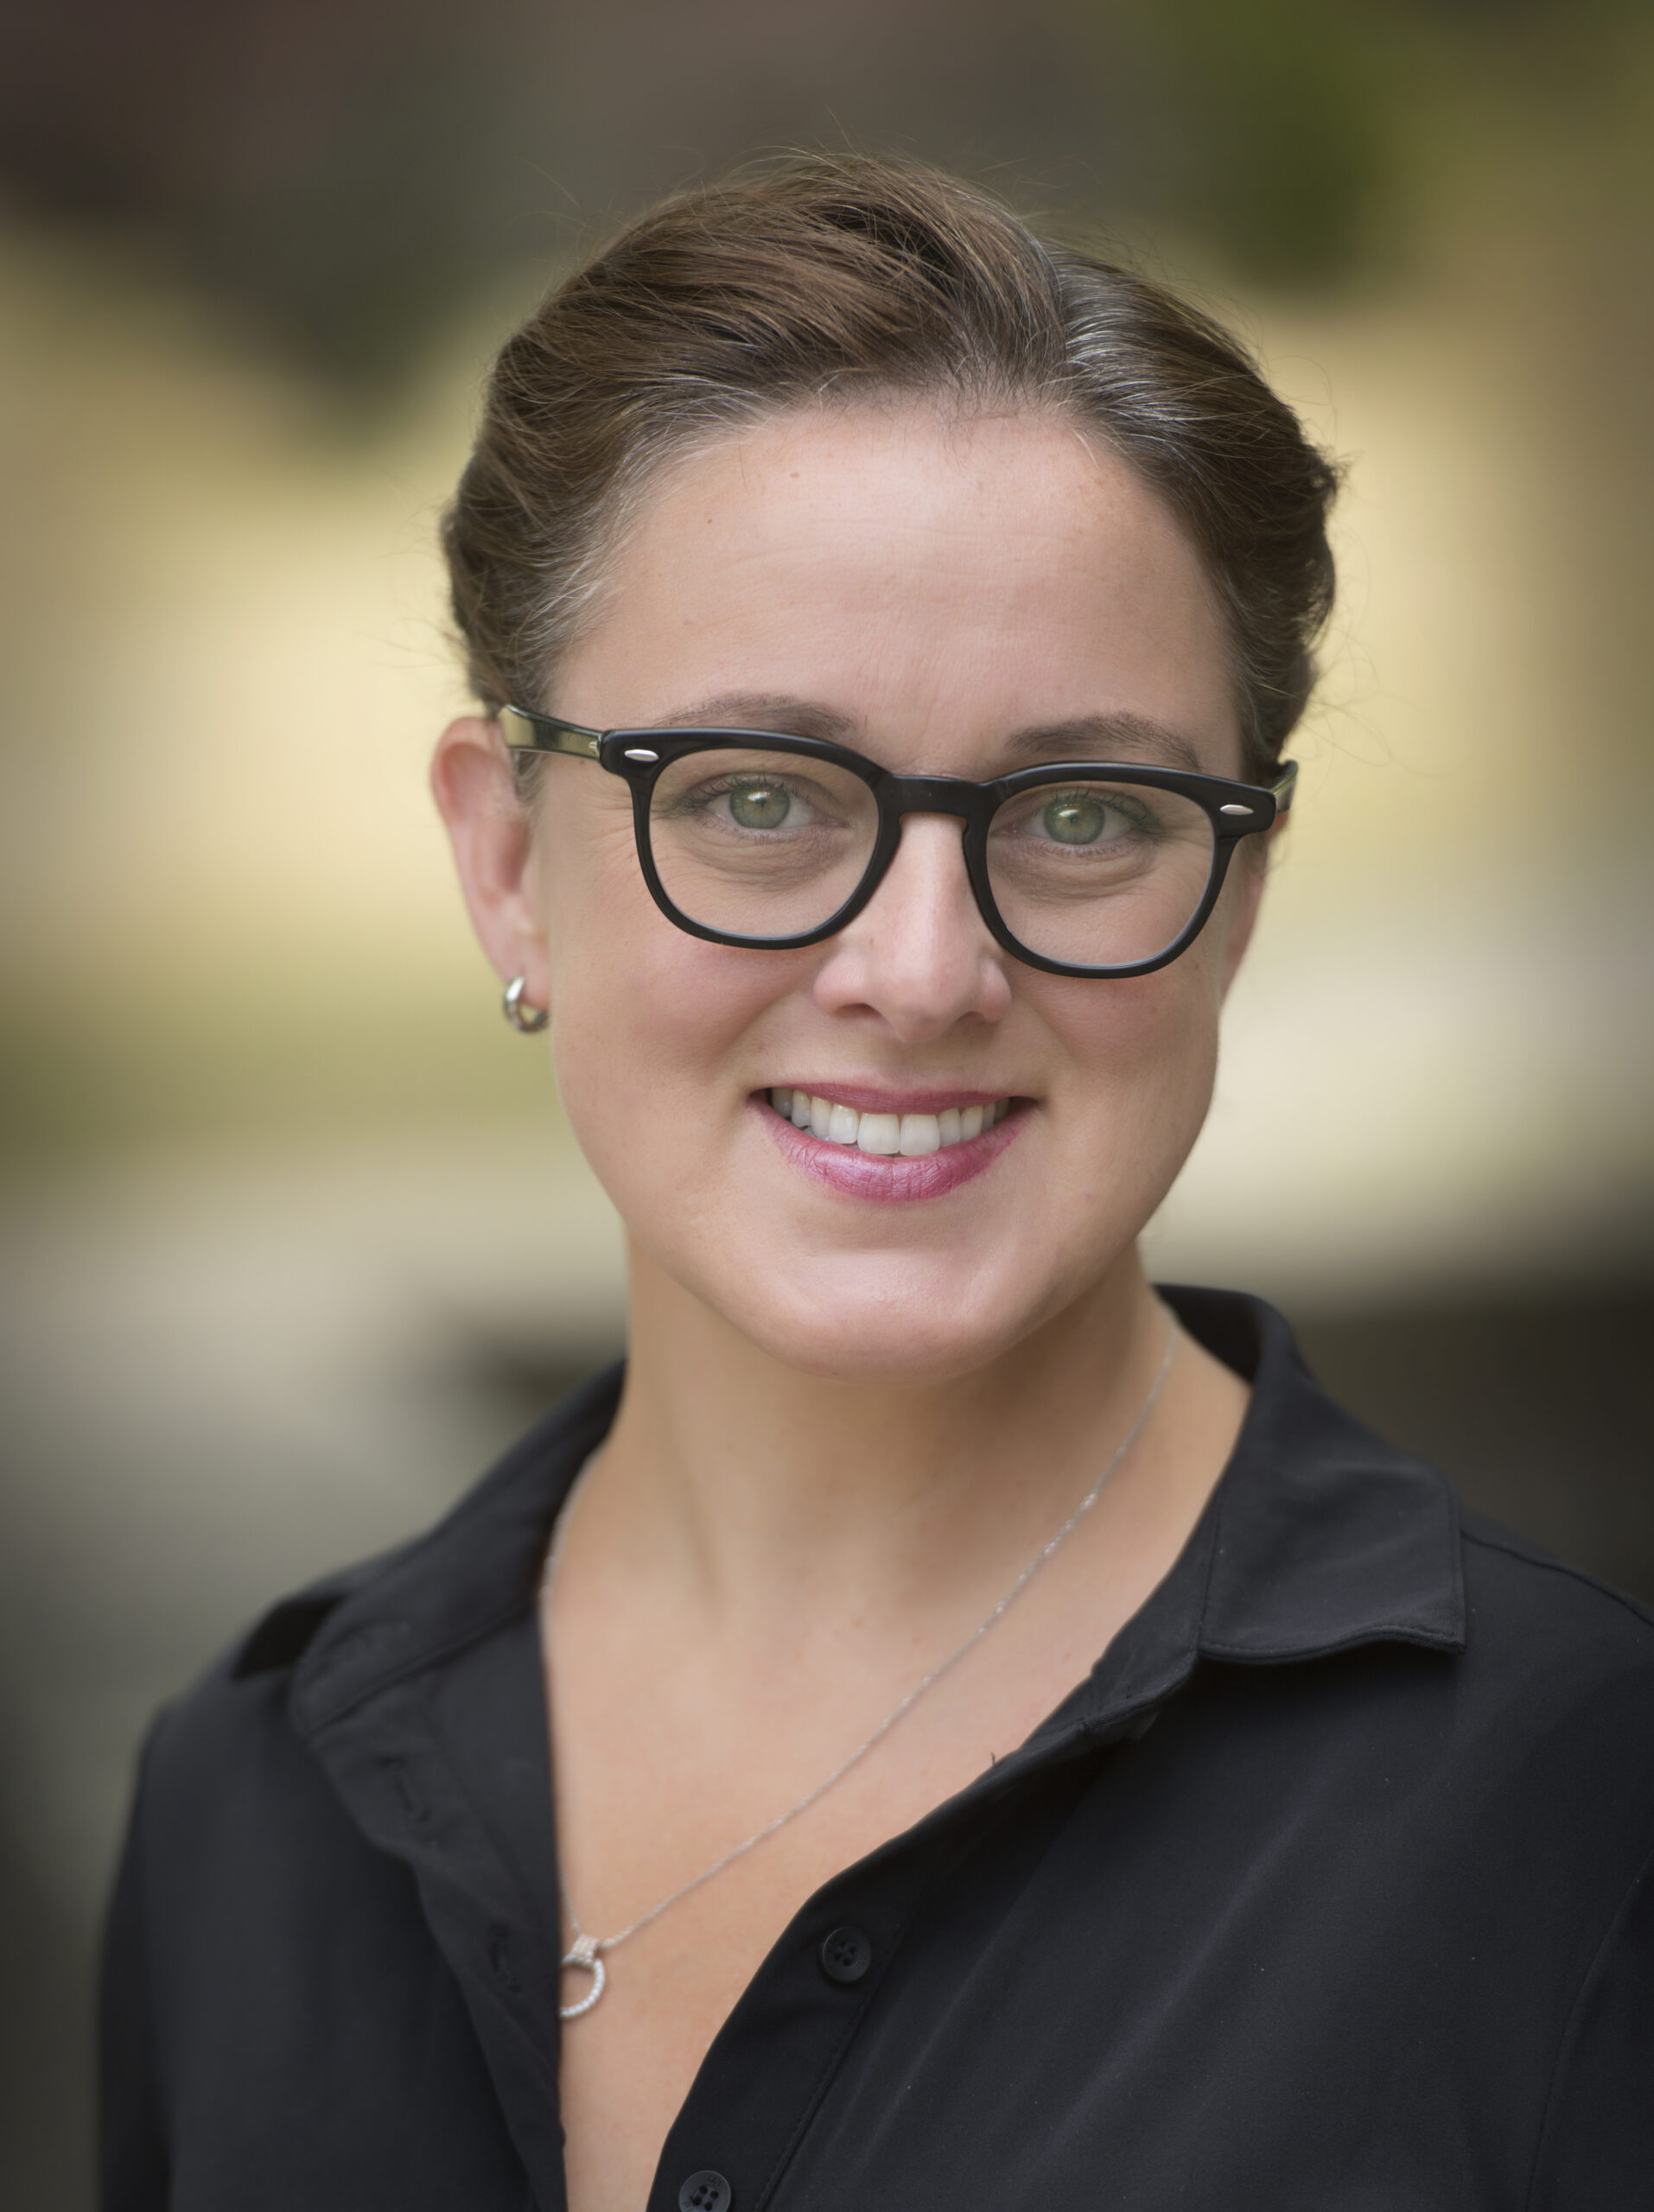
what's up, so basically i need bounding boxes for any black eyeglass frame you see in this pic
[499,705,1297,979]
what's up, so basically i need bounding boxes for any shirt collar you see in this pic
[257,1287,1465,1732]
[1174,1285,1466,1664]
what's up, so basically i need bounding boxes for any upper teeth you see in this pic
[769,1089,1011,1155]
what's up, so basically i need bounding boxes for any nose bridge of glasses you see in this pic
[882,774,980,823]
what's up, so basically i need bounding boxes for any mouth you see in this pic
[767,1087,1014,1155]
[754,1084,1026,1203]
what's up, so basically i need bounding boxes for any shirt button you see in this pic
[819,1924,873,1985]
[678,2173,733,2212]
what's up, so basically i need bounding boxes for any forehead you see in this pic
[561,399,1241,775]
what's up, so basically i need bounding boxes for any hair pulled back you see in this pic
[444,155,1339,781]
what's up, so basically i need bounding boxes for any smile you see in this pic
[768,1088,1014,1155]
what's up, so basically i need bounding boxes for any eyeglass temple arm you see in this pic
[497,705,603,758]
[497,706,1301,814]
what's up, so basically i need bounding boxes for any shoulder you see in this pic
[1457,1501,1654,1666]
[131,1360,620,1850]
[1454,1503,1654,1735]
[128,1543,412,1907]
[1446,1522,1654,2197]
[1365,1498,1654,1955]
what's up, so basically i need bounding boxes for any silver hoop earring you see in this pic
[502,976,549,1033]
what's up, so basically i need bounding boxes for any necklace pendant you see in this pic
[559,1932,607,2020]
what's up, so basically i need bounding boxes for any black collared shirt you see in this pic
[101,1289,1654,2211]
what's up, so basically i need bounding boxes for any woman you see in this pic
[102,158,1653,2211]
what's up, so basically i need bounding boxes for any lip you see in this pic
[766,1082,1010,1116]
[752,1090,1027,1203]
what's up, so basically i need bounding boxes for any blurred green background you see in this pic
[2,1,1651,2202]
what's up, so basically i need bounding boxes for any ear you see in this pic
[430,717,550,1010]
[1215,818,1283,1000]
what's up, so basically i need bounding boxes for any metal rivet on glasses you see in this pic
[623,747,660,761]
[1219,804,1252,815]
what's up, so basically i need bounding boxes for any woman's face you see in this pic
[439,401,1269,1382]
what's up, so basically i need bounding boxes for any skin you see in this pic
[433,398,1276,2212]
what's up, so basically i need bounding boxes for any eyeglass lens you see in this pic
[645,747,1218,967]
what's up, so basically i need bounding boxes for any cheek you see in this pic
[538,826,805,1199]
[1033,956,1224,1190]
[555,936,781,1096]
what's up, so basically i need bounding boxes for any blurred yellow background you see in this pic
[1,3,1650,2201]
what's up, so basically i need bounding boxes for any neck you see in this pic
[585,1243,1176,1642]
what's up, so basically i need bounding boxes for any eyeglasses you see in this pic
[499,708,1296,979]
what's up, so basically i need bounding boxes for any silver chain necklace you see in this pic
[542,1318,1177,2020]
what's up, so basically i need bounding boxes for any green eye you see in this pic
[728,780,791,830]
[1042,793,1111,845]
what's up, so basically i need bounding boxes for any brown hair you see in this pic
[444,155,1339,783]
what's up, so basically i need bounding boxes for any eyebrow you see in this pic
[649,692,860,743]
[998,715,1206,775]
[646,696,1206,774]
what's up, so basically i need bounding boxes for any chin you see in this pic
[711,1253,1093,1389]
[757,1314,1027,1389]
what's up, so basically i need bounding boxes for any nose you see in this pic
[811,812,1012,1041]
